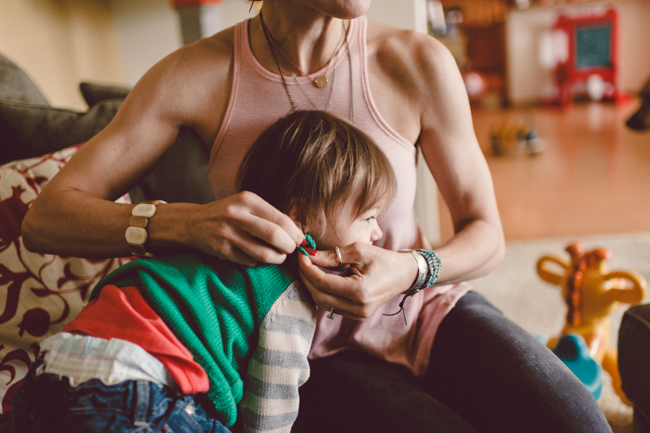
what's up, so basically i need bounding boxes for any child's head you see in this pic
[237,110,396,249]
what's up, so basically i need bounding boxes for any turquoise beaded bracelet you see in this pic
[384,249,443,325]
[415,249,442,289]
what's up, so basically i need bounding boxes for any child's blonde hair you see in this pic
[237,110,397,239]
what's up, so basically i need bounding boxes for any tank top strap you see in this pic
[208,21,245,168]
[356,17,414,151]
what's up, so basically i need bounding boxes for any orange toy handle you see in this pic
[604,270,648,305]
[536,255,569,287]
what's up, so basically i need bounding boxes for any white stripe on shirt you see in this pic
[40,333,177,390]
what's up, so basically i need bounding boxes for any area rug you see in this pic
[469,232,650,433]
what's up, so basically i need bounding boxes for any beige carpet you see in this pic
[468,232,650,433]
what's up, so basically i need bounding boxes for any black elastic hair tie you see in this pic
[383,294,411,326]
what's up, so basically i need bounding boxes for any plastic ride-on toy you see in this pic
[536,242,647,404]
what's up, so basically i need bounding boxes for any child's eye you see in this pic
[365,216,377,222]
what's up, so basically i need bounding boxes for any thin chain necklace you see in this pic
[259,13,344,88]
[344,26,355,125]
[259,11,355,123]
[292,62,337,111]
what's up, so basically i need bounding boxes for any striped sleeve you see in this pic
[239,281,317,433]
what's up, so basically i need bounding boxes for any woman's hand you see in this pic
[187,191,305,266]
[297,243,418,320]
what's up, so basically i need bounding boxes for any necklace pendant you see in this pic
[314,76,328,88]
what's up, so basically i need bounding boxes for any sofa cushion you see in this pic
[0,96,215,205]
[76,81,215,205]
[0,145,133,418]
[127,128,216,205]
[0,99,122,165]
[79,81,131,107]
[0,54,49,106]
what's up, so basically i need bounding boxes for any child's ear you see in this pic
[287,199,301,229]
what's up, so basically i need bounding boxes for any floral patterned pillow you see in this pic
[0,145,133,418]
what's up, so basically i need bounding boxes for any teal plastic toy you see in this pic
[551,333,603,400]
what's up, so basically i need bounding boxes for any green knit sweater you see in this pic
[90,252,297,426]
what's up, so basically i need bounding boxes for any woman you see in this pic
[22,1,612,432]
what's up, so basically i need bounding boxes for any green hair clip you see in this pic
[296,234,317,256]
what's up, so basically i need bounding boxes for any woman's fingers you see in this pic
[242,192,305,250]
[192,191,305,265]
[219,245,259,267]
[298,245,419,320]
[232,221,293,264]
[307,243,363,268]
[297,254,366,320]
[306,248,343,268]
[298,254,359,297]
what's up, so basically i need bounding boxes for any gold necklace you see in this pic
[259,11,355,123]
[259,13,345,88]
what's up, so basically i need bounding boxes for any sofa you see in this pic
[0,51,214,430]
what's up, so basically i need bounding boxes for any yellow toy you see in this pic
[536,242,647,405]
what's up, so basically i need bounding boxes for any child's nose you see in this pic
[371,223,383,242]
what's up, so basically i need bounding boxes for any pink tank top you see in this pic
[207,16,469,376]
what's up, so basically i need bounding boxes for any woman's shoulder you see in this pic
[364,19,460,130]
[127,24,239,144]
[365,19,457,81]
[160,25,237,80]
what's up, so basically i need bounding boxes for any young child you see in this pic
[11,110,396,433]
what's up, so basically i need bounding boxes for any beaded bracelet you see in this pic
[416,249,442,288]
[125,200,167,258]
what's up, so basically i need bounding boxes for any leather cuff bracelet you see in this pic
[125,200,166,258]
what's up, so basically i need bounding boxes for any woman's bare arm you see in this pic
[22,30,304,264]
[413,32,505,283]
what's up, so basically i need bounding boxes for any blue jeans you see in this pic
[12,361,231,433]
[289,291,612,433]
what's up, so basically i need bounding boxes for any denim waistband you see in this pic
[13,361,230,433]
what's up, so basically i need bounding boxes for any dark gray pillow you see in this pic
[79,81,131,107]
[0,53,49,105]
[0,89,215,205]
[128,129,216,205]
[0,98,122,165]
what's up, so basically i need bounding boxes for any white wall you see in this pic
[108,0,261,86]
[507,1,650,104]
[366,0,429,34]
[0,0,124,110]
[109,0,183,87]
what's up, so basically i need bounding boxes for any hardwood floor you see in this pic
[438,100,650,241]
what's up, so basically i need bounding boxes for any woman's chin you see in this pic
[310,0,372,20]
